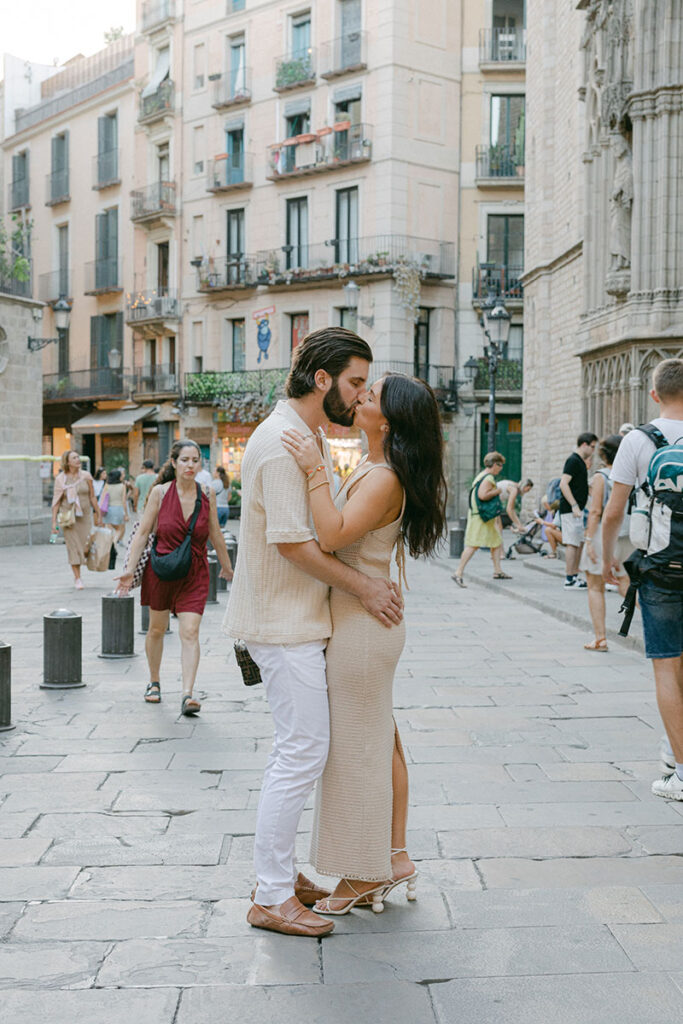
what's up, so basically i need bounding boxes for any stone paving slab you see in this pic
[438,825,633,858]
[479,855,683,889]
[0,989,180,1023]
[446,885,663,928]
[0,940,108,988]
[12,899,207,941]
[0,867,80,901]
[41,834,225,866]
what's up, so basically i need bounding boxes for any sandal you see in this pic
[181,693,201,716]
[584,638,608,652]
[493,572,513,580]
[451,574,466,588]
[381,848,418,902]
[144,681,161,703]
[314,879,389,916]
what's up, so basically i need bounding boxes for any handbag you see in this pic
[86,526,113,572]
[99,488,110,514]
[57,502,76,529]
[122,521,155,589]
[471,474,504,523]
[150,483,203,581]
[233,640,262,686]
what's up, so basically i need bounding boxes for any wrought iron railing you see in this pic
[211,68,252,108]
[45,169,70,205]
[0,271,32,299]
[185,368,290,404]
[84,259,121,294]
[141,0,175,32]
[476,144,525,179]
[256,235,455,285]
[320,31,367,77]
[472,262,524,301]
[274,49,316,91]
[43,367,130,401]
[206,154,253,192]
[268,122,372,179]
[473,357,523,391]
[38,269,71,303]
[125,290,180,323]
[479,27,526,63]
[194,256,258,291]
[138,79,174,123]
[129,364,179,395]
[93,149,119,189]
[130,181,176,220]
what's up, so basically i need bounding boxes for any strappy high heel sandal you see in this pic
[314,879,388,916]
[381,848,418,902]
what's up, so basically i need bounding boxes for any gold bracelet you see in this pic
[308,478,329,493]
[306,464,326,479]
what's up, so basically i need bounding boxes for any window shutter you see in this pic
[90,315,102,368]
[108,208,118,266]
[97,116,107,155]
[114,311,123,347]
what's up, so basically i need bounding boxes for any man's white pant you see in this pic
[246,640,329,906]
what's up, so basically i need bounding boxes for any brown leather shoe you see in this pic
[294,872,332,907]
[247,895,334,937]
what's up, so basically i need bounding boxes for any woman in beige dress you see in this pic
[51,450,102,589]
[282,372,447,914]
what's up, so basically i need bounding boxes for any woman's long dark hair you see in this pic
[380,373,448,558]
[154,439,202,486]
[215,465,229,489]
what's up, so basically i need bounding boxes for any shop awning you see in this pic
[71,406,158,434]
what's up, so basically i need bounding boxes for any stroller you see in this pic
[505,520,545,560]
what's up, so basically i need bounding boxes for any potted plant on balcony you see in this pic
[275,56,314,90]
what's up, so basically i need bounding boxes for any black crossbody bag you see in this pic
[150,483,203,582]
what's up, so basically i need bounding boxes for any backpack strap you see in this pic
[636,423,669,449]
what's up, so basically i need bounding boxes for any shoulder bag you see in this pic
[150,483,203,582]
[471,472,504,523]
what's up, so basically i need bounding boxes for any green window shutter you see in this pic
[97,116,107,155]
[90,315,102,368]
[114,311,123,347]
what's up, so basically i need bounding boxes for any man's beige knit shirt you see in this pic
[222,400,334,644]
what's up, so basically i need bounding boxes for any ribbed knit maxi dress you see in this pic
[310,460,407,882]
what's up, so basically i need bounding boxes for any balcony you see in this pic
[194,256,258,293]
[38,269,71,303]
[125,289,180,328]
[255,235,455,287]
[473,357,523,392]
[268,122,372,180]
[129,363,180,399]
[138,79,174,124]
[8,180,30,211]
[93,150,120,190]
[84,259,122,295]
[206,154,253,193]
[475,144,525,185]
[45,169,70,206]
[43,367,130,402]
[130,182,177,223]
[320,31,367,79]
[479,27,526,66]
[141,0,175,32]
[472,262,523,306]
[185,367,290,405]
[210,69,252,109]
[274,50,316,92]
[0,270,32,299]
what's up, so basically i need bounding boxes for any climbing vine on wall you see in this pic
[392,257,425,323]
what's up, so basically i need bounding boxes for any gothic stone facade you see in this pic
[523,0,683,492]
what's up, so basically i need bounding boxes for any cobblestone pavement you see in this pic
[0,539,682,1023]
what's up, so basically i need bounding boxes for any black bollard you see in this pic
[139,604,171,635]
[41,609,86,689]
[99,594,137,659]
[0,642,15,730]
[207,556,219,604]
[450,527,465,558]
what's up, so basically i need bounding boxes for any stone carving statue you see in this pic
[609,135,633,270]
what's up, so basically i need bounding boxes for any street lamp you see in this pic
[342,280,374,328]
[480,297,511,453]
[27,298,72,352]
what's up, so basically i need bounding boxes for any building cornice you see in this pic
[521,240,582,287]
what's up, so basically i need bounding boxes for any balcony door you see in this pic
[414,308,430,381]
[486,214,524,293]
[225,128,244,185]
[157,241,169,296]
[57,224,69,298]
[97,113,118,183]
[227,208,245,283]
[95,208,118,289]
[490,95,525,169]
[232,319,246,371]
[340,0,361,67]
[286,197,308,269]
[229,36,246,96]
[291,12,311,59]
[335,186,358,264]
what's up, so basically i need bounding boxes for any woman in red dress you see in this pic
[116,440,233,715]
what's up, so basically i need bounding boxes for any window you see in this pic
[11,151,29,208]
[487,214,524,271]
[145,338,157,370]
[164,335,176,368]
[231,318,246,370]
[286,197,308,269]
[290,313,309,353]
[192,321,204,369]
[193,43,206,90]
[490,94,525,165]
[50,133,69,202]
[157,143,170,183]
[291,12,311,59]
[414,308,430,380]
[95,207,118,289]
[284,110,310,172]
[97,113,118,184]
[229,34,246,96]
[58,327,69,376]
[157,241,169,293]
[192,126,205,175]
[230,0,245,10]
[57,224,69,298]
[338,307,356,330]
[334,95,361,125]
[192,214,205,258]
[339,0,362,67]
[194,355,203,373]
[225,128,245,185]
[335,186,358,263]
[507,324,523,361]
[226,208,245,283]
[90,312,123,369]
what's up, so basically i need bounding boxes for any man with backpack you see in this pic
[602,358,683,800]
[559,432,599,587]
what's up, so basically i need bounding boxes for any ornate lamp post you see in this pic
[342,280,374,328]
[27,297,72,352]
[481,297,511,453]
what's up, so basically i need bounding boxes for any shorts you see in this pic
[639,578,683,660]
[104,506,125,526]
[560,513,584,547]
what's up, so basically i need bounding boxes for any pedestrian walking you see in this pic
[559,432,598,588]
[101,468,129,546]
[580,435,630,651]
[115,439,233,714]
[50,450,102,589]
[92,467,107,503]
[282,371,447,915]
[211,465,231,527]
[223,328,403,938]
[451,452,512,587]
[602,358,683,799]
[133,459,156,515]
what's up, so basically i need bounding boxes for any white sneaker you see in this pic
[659,736,676,776]
[652,773,683,800]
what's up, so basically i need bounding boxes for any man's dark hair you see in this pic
[142,459,154,469]
[577,432,598,447]
[285,327,372,398]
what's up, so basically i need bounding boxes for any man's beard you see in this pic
[323,380,356,426]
